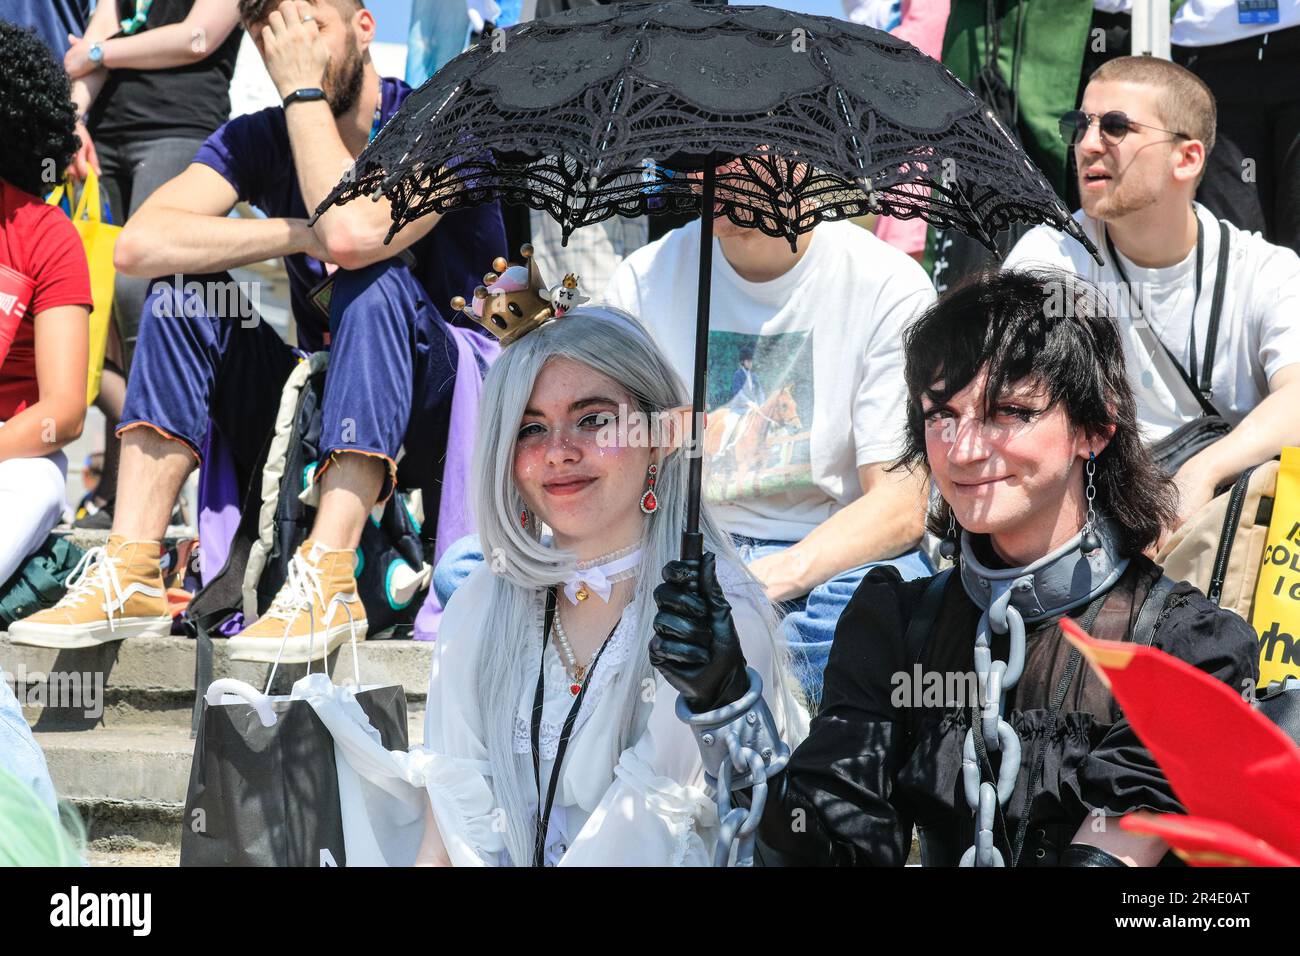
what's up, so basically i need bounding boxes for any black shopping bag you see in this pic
[180,681,408,867]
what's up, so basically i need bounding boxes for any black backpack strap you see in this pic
[1133,574,1178,648]
[1199,219,1231,399]
[1207,463,1261,606]
[189,618,214,737]
[904,568,954,669]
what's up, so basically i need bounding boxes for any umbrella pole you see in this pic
[682,159,715,563]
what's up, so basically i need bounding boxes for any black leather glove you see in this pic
[650,550,750,713]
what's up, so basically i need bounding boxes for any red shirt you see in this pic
[0,178,92,420]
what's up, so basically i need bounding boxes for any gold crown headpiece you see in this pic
[450,244,589,345]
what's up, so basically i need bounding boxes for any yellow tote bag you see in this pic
[47,169,119,405]
[1253,447,1300,686]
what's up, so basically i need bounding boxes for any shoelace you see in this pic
[262,552,363,690]
[264,553,327,622]
[54,547,127,632]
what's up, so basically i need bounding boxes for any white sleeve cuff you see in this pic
[404,750,506,866]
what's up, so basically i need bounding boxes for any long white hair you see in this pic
[471,305,797,865]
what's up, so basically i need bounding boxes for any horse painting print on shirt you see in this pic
[702,329,813,502]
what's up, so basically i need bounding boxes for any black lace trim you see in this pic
[319,2,1095,257]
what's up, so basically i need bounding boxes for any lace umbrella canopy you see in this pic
[316,1,1101,551]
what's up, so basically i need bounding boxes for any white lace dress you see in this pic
[411,562,803,867]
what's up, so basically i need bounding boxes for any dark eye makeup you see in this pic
[995,404,1040,423]
[517,409,618,440]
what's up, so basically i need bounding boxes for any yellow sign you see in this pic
[1254,447,1300,686]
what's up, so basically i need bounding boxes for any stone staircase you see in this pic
[0,631,433,863]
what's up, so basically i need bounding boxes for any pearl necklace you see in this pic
[551,612,589,695]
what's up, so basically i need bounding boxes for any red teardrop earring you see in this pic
[639,463,659,514]
[520,507,530,529]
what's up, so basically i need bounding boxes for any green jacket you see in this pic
[940,0,1096,197]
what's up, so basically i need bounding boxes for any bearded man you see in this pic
[8,0,506,660]
[1004,56,1300,533]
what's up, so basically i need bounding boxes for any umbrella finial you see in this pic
[857,175,878,210]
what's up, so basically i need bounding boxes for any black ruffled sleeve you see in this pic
[757,566,930,866]
[1061,584,1261,822]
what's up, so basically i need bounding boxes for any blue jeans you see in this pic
[0,664,58,814]
[432,533,933,706]
[730,535,932,707]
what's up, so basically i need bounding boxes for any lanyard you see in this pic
[1104,217,1206,385]
[530,586,618,867]
[368,106,383,145]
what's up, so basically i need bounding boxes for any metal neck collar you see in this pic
[958,515,1129,626]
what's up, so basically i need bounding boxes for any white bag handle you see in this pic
[205,678,278,727]
[263,598,363,696]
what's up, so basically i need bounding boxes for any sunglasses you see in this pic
[1058,110,1191,147]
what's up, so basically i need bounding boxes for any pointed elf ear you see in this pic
[656,404,696,456]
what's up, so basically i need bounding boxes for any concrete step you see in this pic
[86,836,181,867]
[1,633,432,728]
[39,708,425,848]
[37,724,196,805]
[78,799,186,852]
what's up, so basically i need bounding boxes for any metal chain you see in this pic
[959,577,1029,866]
[1085,456,1097,530]
[712,730,771,867]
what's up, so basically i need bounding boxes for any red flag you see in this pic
[1061,617,1300,866]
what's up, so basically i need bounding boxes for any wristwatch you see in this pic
[88,42,104,65]
[282,88,327,108]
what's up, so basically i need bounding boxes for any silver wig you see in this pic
[469,305,800,865]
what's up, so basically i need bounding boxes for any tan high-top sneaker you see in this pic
[227,540,367,664]
[9,535,172,648]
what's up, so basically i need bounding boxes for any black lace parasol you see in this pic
[316,2,1100,554]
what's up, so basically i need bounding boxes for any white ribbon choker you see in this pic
[560,546,643,604]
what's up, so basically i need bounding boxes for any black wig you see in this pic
[896,268,1179,556]
[0,23,79,198]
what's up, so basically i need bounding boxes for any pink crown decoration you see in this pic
[449,244,588,345]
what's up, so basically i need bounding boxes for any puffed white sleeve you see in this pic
[409,565,508,865]
[559,572,807,866]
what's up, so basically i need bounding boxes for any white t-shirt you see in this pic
[604,219,936,542]
[1003,203,1300,442]
[1172,0,1300,47]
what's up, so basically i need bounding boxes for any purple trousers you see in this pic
[120,258,460,516]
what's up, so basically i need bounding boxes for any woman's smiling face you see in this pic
[513,357,653,550]
[922,369,1096,549]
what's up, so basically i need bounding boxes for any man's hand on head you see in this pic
[260,1,330,99]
